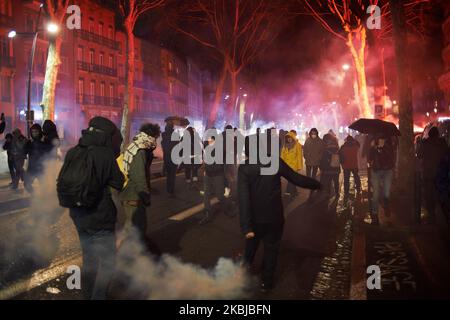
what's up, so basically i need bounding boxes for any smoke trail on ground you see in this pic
[113,229,251,300]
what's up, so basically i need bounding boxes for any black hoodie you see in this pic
[68,117,124,231]
[27,123,46,174]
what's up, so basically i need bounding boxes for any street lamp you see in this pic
[8,2,59,137]
[342,64,350,71]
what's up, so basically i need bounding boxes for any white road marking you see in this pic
[169,198,218,221]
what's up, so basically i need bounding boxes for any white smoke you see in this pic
[114,229,251,300]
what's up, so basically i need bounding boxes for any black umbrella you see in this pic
[164,116,190,127]
[349,118,401,136]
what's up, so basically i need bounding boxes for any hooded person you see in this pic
[119,123,160,244]
[24,123,46,193]
[320,133,341,198]
[64,116,125,300]
[42,120,60,157]
[181,126,202,185]
[238,134,321,292]
[10,128,28,189]
[3,133,15,185]
[281,131,303,198]
[161,122,179,197]
[339,135,362,199]
[417,127,448,223]
[303,128,324,180]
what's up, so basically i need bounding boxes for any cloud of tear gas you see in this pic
[113,230,251,300]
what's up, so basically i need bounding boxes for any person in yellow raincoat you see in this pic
[281,131,303,198]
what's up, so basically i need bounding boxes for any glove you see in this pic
[138,191,151,207]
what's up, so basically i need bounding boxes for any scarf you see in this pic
[123,132,157,175]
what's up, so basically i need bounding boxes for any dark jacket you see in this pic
[320,141,340,175]
[417,136,448,180]
[339,138,360,170]
[42,120,60,156]
[436,149,450,204]
[161,125,179,164]
[119,149,153,204]
[204,141,225,177]
[238,159,321,234]
[181,128,202,164]
[27,124,46,174]
[11,132,28,161]
[303,137,324,166]
[3,140,12,161]
[369,142,395,171]
[69,118,125,232]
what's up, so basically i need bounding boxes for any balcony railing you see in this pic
[134,80,167,92]
[74,29,120,50]
[0,55,15,68]
[77,61,117,77]
[76,94,123,108]
[0,13,14,28]
[168,70,188,84]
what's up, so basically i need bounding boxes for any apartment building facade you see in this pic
[0,0,204,143]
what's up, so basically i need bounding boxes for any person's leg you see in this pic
[166,162,176,195]
[243,225,262,267]
[8,159,15,184]
[286,182,297,196]
[306,165,312,177]
[72,222,97,299]
[320,173,331,195]
[261,222,283,288]
[371,170,381,223]
[192,164,199,182]
[353,169,362,193]
[185,164,192,183]
[343,169,351,196]
[333,174,340,196]
[132,203,148,242]
[213,175,231,214]
[120,202,135,241]
[200,175,213,224]
[312,166,319,180]
[90,230,116,300]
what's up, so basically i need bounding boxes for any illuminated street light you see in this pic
[46,22,60,34]
[434,108,438,114]
[243,93,248,98]
[342,64,350,71]
[224,95,230,100]
[426,112,430,117]
[8,30,17,38]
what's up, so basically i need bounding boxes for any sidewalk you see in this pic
[350,175,450,300]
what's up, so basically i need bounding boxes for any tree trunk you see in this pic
[347,28,371,118]
[207,63,227,127]
[120,24,135,146]
[229,70,238,123]
[41,36,62,121]
[390,0,415,225]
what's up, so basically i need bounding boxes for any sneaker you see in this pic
[192,177,198,182]
[186,179,191,184]
[284,192,291,196]
[224,187,231,198]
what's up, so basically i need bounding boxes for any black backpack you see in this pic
[57,145,101,208]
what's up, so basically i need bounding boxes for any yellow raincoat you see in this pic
[281,132,303,172]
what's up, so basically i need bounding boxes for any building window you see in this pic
[108,26,113,39]
[99,22,104,36]
[169,82,173,95]
[89,18,95,33]
[89,49,95,64]
[78,79,84,100]
[25,15,34,32]
[169,62,173,71]
[90,81,95,96]
[109,55,114,68]
[1,76,11,102]
[99,52,104,66]
[109,84,115,98]
[77,46,84,61]
[136,95,140,111]
[100,82,105,97]
[60,56,69,74]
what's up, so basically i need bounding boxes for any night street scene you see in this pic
[0,0,450,308]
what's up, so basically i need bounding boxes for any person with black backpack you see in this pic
[57,116,124,300]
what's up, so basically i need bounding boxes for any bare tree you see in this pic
[119,0,165,144]
[170,0,285,126]
[41,0,70,121]
[299,0,428,118]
